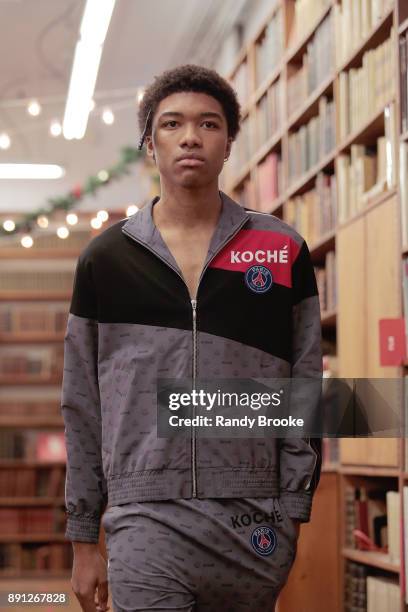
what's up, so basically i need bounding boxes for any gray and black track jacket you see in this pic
[61,190,323,543]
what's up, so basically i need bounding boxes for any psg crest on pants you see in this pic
[251,526,277,556]
[245,265,273,294]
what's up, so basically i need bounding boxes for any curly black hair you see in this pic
[137,64,241,150]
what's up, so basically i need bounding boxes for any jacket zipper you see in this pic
[191,298,197,496]
[123,214,250,498]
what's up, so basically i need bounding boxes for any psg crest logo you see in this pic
[245,265,273,294]
[251,526,277,556]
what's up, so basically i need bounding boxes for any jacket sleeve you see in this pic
[278,238,323,523]
[61,251,107,543]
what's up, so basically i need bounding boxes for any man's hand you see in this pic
[71,543,110,612]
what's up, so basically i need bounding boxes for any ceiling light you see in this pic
[126,204,139,217]
[97,210,109,222]
[50,121,62,137]
[28,100,41,116]
[102,108,114,125]
[66,213,78,225]
[37,216,49,228]
[0,164,65,179]
[57,226,69,239]
[21,235,33,248]
[0,133,11,149]
[91,217,102,229]
[3,219,15,231]
[63,0,117,140]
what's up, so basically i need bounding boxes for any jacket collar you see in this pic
[121,189,249,275]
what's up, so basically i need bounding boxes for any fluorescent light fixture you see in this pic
[63,40,103,139]
[80,0,116,46]
[63,0,117,140]
[0,164,65,179]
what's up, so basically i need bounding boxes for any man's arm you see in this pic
[279,238,323,524]
[61,251,108,543]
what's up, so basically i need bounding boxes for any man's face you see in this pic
[145,91,232,188]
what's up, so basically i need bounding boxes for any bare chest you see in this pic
[161,232,212,299]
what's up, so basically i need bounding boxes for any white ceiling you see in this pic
[0,0,248,214]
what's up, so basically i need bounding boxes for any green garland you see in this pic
[0,146,157,237]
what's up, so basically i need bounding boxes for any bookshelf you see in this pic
[220,1,407,610]
[0,211,123,578]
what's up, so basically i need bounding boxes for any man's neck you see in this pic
[152,184,223,230]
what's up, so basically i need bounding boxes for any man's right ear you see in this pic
[145,136,156,161]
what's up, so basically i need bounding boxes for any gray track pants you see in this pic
[102,497,298,612]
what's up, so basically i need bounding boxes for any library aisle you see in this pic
[1,1,408,611]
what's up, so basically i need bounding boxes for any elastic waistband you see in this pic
[107,468,280,505]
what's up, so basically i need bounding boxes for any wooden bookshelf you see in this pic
[0,217,116,578]
[220,1,407,610]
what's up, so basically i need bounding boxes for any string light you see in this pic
[0,133,11,150]
[36,216,49,228]
[21,235,33,248]
[91,217,103,229]
[50,121,62,137]
[97,169,109,182]
[126,204,139,217]
[102,108,114,125]
[57,226,69,239]
[66,213,78,225]
[27,100,41,116]
[3,219,15,231]
[97,210,109,222]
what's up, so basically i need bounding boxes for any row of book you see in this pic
[0,507,66,535]
[0,431,66,462]
[344,485,400,562]
[314,250,337,314]
[287,0,331,50]
[0,345,64,380]
[334,0,394,70]
[336,143,382,223]
[287,12,334,119]
[231,60,250,109]
[0,466,65,498]
[287,96,335,185]
[257,152,282,211]
[282,171,337,244]
[0,259,76,293]
[338,29,396,141]
[400,31,408,134]
[0,303,68,335]
[227,115,252,181]
[256,78,282,149]
[400,142,408,250]
[0,542,73,572]
[235,176,257,211]
[344,561,400,612]
[255,7,283,88]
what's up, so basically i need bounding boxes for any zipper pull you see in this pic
[191,299,197,318]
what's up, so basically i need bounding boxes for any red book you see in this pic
[379,318,406,366]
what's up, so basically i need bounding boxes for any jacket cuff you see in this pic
[280,490,313,522]
[65,514,100,543]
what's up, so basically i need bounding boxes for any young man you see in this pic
[62,64,322,612]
